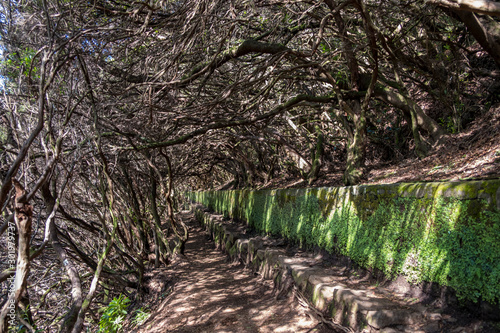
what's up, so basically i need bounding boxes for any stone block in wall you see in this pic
[438,181,481,200]
[496,185,500,211]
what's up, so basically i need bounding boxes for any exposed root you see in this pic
[292,286,355,333]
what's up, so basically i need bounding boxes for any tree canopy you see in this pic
[0,0,499,331]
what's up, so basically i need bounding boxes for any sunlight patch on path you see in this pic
[135,212,333,333]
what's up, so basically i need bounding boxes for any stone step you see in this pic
[193,206,443,332]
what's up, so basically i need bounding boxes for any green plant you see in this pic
[132,308,150,327]
[189,180,500,304]
[9,305,42,333]
[439,116,459,134]
[98,295,130,333]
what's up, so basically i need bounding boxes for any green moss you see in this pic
[187,180,500,304]
[276,191,297,208]
[229,245,238,257]
[329,302,337,318]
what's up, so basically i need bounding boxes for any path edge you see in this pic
[192,204,443,333]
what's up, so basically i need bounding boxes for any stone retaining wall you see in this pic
[193,206,440,332]
[187,180,500,304]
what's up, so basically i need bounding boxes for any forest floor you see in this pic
[262,104,500,189]
[133,211,339,333]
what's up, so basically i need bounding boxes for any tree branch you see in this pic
[427,0,500,17]
[132,94,335,150]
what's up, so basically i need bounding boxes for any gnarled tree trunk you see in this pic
[0,180,33,333]
[343,100,367,185]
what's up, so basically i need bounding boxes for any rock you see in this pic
[421,321,441,332]
[380,328,401,333]
[426,312,442,321]
[366,309,422,328]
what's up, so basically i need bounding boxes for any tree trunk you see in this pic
[343,100,367,186]
[455,10,500,68]
[162,151,189,256]
[374,84,447,145]
[0,180,33,333]
[122,167,150,255]
[308,126,324,185]
[428,0,500,17]
[150,172,171,262]
[41,182,83,333]
[71,238,113,333]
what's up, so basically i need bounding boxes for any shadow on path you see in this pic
[136,211,335,333]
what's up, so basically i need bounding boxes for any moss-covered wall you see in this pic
[187,180,500,304]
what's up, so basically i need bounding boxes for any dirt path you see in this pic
[135,212,335,333]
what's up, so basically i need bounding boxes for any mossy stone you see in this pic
[188,179,500,304]
[497,186,500,211]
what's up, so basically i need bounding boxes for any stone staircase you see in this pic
[193,204,454,333]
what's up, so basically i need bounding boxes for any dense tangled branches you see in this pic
[0,0,499,331]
